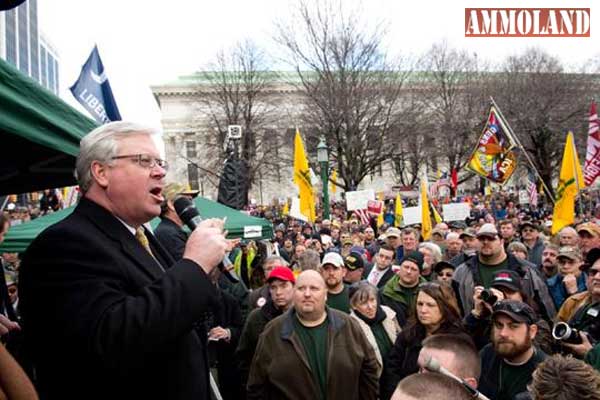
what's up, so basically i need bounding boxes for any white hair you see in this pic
[419,242,443,264]
[75,121,160,192]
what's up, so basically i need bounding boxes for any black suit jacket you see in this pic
[19,198,217,400]
[154,217,188,261]
[362,264,395,289]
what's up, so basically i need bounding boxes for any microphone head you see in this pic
[173,196,199,225]
[424,356,441,373]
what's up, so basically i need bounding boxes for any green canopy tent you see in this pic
[0,58,98,195]
[0,196,273,253]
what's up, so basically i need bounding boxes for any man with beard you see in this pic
[540,244,559,279]
[453,224,555,321]
[320,252,351,313]
[479,300,546,400]
[236,267,295,396]
[247,270,379,399]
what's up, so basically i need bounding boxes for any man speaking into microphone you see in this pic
[19,122,229,400]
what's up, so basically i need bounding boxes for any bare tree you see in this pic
[196,40,284,187]
[491,48,595,197]
[275,0,410,191]
[417,41,489,186]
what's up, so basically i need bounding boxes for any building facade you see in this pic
[151,74,398,205]
[0,0,59,94]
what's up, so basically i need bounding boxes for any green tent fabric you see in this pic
[0,58,98,195]
[0,197,273,253]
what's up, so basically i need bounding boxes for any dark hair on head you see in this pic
[530,354,600,400]
[422,334,480,380]
[378,244,395,253]
[499,220,515,228]
[395,372,473,400]
[404,282,464,343]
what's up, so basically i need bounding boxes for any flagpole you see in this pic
[489,97,556,205]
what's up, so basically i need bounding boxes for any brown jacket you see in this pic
[247,307,380,400]
[557,291,591,322]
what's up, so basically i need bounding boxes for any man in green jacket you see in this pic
[247,270,379,400]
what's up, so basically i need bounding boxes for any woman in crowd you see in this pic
[349,282,401,375]
[507,241,529,261]
[380,281,466,400]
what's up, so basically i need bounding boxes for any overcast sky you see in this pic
[38,0,598,129]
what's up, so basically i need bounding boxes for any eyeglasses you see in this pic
[588,268,600,277]
[111,154,169,171]
[522,228,536,233]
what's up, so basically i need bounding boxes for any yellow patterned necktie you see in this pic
[135,227,153,256]
[135,227,165,272]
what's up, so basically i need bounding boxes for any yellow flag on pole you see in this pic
[330,169,337,194]
[293,129,316,222]
[394,193,404,227]
[377,192,385,228]
[282,200,289,216]
[432,204,442,224]
[421,177,432,240]
[552,132,585,235]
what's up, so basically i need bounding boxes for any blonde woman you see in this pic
[349,282,401,373]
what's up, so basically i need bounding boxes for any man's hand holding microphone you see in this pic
[183,218,229,275]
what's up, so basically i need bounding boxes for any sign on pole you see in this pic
[442,203,471,221]
[346,190,375,211]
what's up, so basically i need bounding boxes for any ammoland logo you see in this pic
[465,8,590,37]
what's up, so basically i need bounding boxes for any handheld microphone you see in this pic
[424,356,490,400]
[173,197,240,283]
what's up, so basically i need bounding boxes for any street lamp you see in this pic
[317,137,330,220]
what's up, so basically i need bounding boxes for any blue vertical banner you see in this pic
[70,45,121,124]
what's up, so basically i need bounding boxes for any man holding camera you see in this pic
[556,248,600,342]
[453,223,555,321]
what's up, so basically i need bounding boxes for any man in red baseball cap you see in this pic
[236,266,295,392]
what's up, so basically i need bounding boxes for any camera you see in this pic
[480,289,498,306]
[552,322,583,344]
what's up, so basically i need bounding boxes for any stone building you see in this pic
[151,73,399,205]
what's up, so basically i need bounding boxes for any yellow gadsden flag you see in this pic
[293,129,316,222]
[377,192,385,228]
[552,132,585,235]
[420,177,432,240]
[330,169,337,195]
[394,193,404,227]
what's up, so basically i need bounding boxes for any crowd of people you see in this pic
[1,121,600,399]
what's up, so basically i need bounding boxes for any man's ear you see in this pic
[529,323,538,340]
[90,160,109,188]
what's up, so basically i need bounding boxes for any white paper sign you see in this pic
[519,190,530,205]
[244,225,263,238]
[442,203,471,222]
[289,197,309,222]
[403,206,422,226]
[346,190,375,211]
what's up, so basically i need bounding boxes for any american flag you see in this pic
[527,170,538,206]
[584,100,600,186]
[353,209,371,225]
